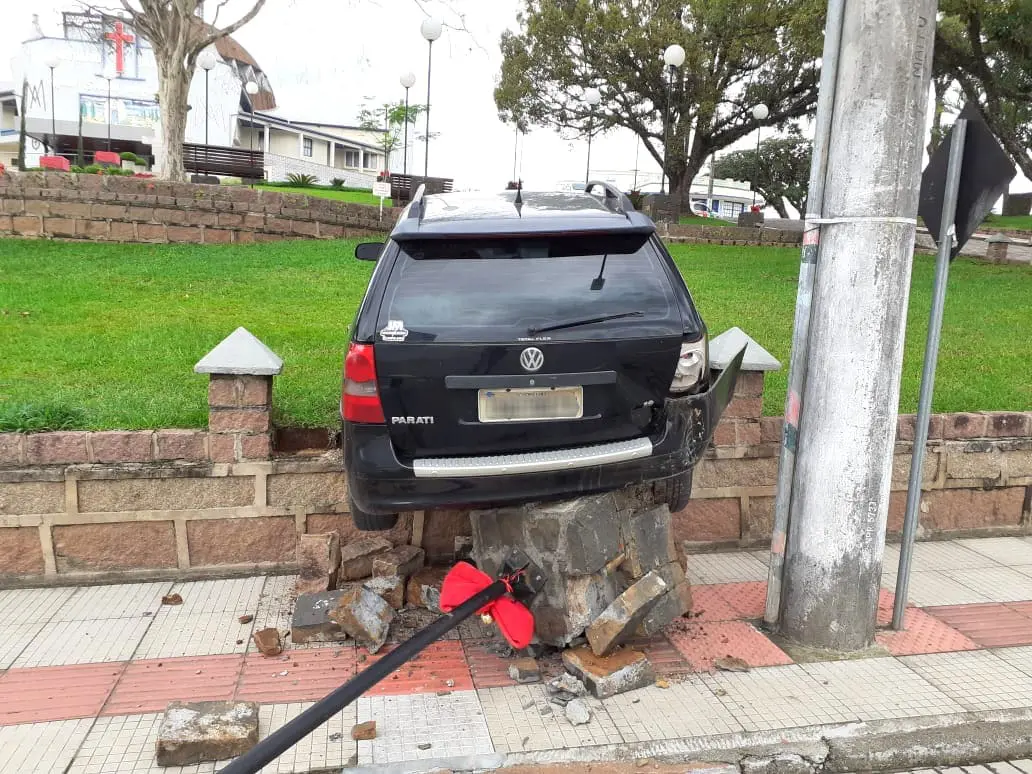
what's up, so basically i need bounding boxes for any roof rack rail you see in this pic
[585,180,636,216]
[405,183,428,221]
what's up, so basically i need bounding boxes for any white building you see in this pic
[9,11,386,187]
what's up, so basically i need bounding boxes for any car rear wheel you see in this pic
[650,470,693,513]
[350,499,399,532]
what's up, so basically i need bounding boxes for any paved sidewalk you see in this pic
[1,536,1032,773]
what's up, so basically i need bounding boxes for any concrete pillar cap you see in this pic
[194,327,283,376]
[710,326,781,372]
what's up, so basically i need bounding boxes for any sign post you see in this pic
[373,180,391,221]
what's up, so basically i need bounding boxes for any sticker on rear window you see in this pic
[380,320,409,342]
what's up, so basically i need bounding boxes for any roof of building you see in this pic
[250,111,383,153]
[211,33,276,111]
[391,185,656,242]
[291,120,385,134]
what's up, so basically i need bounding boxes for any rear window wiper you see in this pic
[528,311,645,335]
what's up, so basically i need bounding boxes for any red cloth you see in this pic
[440,562,535,649]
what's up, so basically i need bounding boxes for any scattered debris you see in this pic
[714,656,751,673]
[238,614,253,625]
[714,688,728,696]
[251,627,282,657]
[292,590,348,644]
[454,535,474,564]
[637,561,693,637]
[564,698,591,725]
[339,536,394,582]
[351,721,376,741]
[550,694,572,707]
[328,732,343,742]
[405,567,447,612]
[372,544,425,579]
[155,701,259,766]
[417,742,432,750]
[277,670,288,677]
[296,532,341,595]
[235,639,243,645]
[445,679,455,688]
[161,593,183,606]
[562,646,655,700]
[655,679,670,689]
[363,574,406,610]
[507,657,541,684]
[329,587,394,654]
[586,570,668,656]
[547,673,587,697]
[539,705,553,716]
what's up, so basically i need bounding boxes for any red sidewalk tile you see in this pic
[666,620,793,672]
[925,603,1032,648]
[236,646,356,704]
[463,640,517,689]
[359,640,473,695]
[876,607,980,655]
[714,582,768,619]
[0,662,126,726]
[625,633,694,678]
[103,655,244,715]
[690,585,741,622]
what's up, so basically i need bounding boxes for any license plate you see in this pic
[478,387,584,423]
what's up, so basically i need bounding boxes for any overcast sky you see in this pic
[2,1,1028,195]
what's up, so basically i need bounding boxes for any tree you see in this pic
[495,0,824,207]
[101,0,267,181]
[934,0,1032,179]
[713,133,811,218]
[358,100,425,173]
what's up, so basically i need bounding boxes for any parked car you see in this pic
[342,182,744,530]
[689,200,719,218]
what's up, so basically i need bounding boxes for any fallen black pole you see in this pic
[217,579,507,774]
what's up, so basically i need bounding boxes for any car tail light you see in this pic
[670,338,707,393]
[342,343,385,423]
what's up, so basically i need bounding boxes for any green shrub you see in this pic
[0,403,87,433]
[84,164,102,174]
[119,151,143,164]
[286,172,318,187]
[330,177,346,189]
[103,166,133,175]
[70,165,85,173]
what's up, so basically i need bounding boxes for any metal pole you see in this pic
[49,67,56,155]
[752,129,761,207]
[423,39,433,179]
[204,69,209,178]
[776,0,937,651]
[763,0,846,627]
[513,124,519,182]
[707,152,716,212]
[106,78,112,152]
[585,110,593,186]
[892,119,968,629]
[403,87,410,175]
[633,135,640,190]
[660,65,671,194]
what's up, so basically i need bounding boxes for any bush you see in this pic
[103,166,133,176]
[330,177,346,189]
[119,151,143,164]
[70,165,85,173]
[84,164,102,174]
[286,172,318,187]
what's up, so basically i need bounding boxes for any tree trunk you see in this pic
[17,78,28,171]
[772,197,789,219]
[155,50,193,182]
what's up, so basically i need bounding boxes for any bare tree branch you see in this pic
[194,0,267,54]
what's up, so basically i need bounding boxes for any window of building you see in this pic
[363,153,377,170]
[303,137,313,157]
[343,150,360,168]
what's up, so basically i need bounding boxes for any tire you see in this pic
[350,499,399,532]
[650,470,693,513]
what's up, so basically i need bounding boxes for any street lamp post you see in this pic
[45,57,59,155]
[103,70,115,152]
[583,87,600,186]
[245,81,259,186]
[198,50,217,179]
[751,103,769,208]
[420,18,443,180]
[399,72,415,176]
[659,44,685,195]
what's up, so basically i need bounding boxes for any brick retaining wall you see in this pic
[0,171,398,244]
[659,222,804,247]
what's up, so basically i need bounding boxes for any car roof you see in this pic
[389,184,656,242]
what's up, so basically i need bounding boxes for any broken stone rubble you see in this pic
[563,645,655,700]
[587,570,668,656]
[372,544,425,579]
[339,536,393,582]
[329,586,394,653]
[295,531,340,596]
[155,701,259,766]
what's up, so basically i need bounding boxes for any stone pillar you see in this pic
[707,327,782,449]
[986,233,1013,264]
[194,327,283,463]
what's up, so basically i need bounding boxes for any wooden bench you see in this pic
[389,174,454,203]
[183,143,264,180]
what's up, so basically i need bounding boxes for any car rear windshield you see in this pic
[379,235,682,343]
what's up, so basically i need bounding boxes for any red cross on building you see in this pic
[105,21,135,76]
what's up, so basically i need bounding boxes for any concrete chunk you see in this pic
[507,657,541,684]
[296,532,340,596]
[405,567,447,611]
[587,570,668,656]
[251,627,282,657]
[620,505,677,578]
[562,646,655,699]
[372,544,425,579]
[291,590,348,644]
[363,574,406,610]
[330,586,394,653]
[637,561,693,636]
[339,536,393,581]
[564,698,591,725]
[155,700,259,766]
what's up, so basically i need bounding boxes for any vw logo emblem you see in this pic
[519,347,544,372]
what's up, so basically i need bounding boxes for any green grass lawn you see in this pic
[678,215,736,227]
[984,214,1032,231]
[0,239,1028,430]
[256,185,391,208]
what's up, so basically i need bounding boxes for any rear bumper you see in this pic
[344,350,744,515]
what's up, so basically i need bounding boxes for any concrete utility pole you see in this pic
[778,0,937,651]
